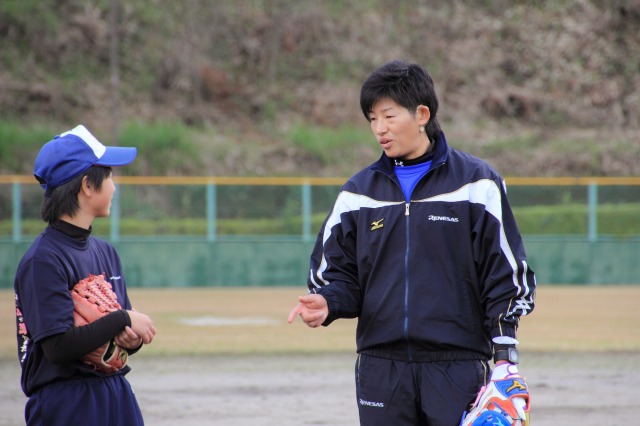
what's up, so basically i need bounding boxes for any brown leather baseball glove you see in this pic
[71,273,128,373]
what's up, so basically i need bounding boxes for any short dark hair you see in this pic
[41,166,112,223]
[360,60,442,144]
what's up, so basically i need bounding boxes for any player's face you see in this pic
[91,173,116,218]
[368,98,430,160]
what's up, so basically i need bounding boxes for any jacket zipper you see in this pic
[380,157,446,362]
[404,201,412,361]
[401,160,445,362]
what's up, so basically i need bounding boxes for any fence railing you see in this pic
[2,175,640,286]
[2,175,640,242]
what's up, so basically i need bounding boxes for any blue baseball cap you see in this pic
[34,125,137,195]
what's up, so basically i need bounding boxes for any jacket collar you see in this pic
[371,131,450,176]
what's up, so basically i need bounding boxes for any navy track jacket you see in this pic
[308,132,536,361]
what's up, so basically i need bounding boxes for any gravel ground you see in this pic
[1,351,638,425]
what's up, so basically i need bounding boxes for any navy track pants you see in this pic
[355,354,490,426]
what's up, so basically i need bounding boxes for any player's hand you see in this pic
[127,310,156,344]
[491,362,529,421]
[460,362,530,426]
[114,326,143,349]
[287,294,328,328]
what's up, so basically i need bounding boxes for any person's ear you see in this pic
[80,176,93,196]
[416,105,431,127]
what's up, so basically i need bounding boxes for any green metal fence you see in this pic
[2,176,640,287]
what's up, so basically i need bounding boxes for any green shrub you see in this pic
[287,123,375,165]
[0,122,57,172]
[119,121,202,175]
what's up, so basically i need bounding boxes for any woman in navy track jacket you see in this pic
[289,60,535,426]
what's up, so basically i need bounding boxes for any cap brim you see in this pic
[94,146,137,167]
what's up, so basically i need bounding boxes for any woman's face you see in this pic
[368,98,430,160]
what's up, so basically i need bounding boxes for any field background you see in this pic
[1,285,640,425]
[2,2,640,424]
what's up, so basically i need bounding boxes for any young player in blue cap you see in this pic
[14,125,157,425]
[289,61,534,425]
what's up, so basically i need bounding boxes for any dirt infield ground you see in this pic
[1,351,638,425]
[1,286,639,425]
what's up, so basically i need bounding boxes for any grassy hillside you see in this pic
[1,0,639,177]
